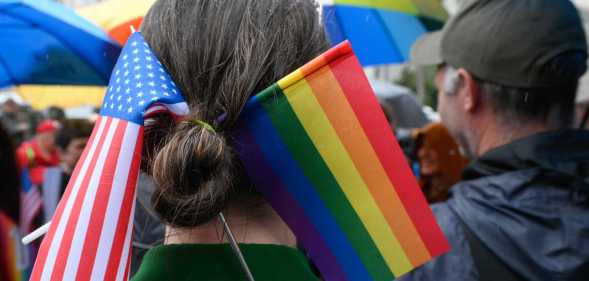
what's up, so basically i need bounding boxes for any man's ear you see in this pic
[457,68,481,113]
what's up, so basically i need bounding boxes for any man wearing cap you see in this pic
[403,0,589,280]
[16,120,61,185]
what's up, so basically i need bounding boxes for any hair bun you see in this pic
[151,120,234,227]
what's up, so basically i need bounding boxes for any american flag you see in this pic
[30,32,189,281]
[21,168,42,234]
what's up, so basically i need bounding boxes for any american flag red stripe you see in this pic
[30,117,102,281]
[75,121,127,280]
[21,184,42,233]
[31,116,144,281]
[104,131,142,281]
[122,242,133,281]
[114,196,137,281]
[144,102,189,118]
[31,32,189,281]
[90,124,141,281]
[50,117,114,281]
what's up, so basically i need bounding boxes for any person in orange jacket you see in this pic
[412,122,469,203]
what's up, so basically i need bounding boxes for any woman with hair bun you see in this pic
[132,0,328,280]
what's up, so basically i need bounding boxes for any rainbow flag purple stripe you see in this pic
[0,213,29,281]
[233,41,450,281]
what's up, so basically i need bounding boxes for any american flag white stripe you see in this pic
[144,102,189,118]
[34,117,108,281]
[49,117,114,281]
[62,118,121,279]
[116,196,137,281]
[30,118,102,280]
[31,32,189,281]
[102,126,143,281]
[21,185,42,233]
[76,121,129,281]
[52,118,116,281]
[89,122,139,281]
[48,117,115,281]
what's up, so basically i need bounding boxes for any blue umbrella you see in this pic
[0,0,121,88]
[322,0,447,66]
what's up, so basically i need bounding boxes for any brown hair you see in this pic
[141,0,328,227]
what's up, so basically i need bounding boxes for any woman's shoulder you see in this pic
[132,243,320,281]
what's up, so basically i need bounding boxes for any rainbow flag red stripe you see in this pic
[0,213,28,281]
[234,41,450,281]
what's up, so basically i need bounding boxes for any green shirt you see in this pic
[132,244,321,281]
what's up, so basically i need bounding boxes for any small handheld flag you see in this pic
[1,213,30,281]
[233,41,450,280]
[29,32,188,281]
[20,169,42,235]
[30,30,449,281]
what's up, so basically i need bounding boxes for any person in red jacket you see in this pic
[16,120,61,185]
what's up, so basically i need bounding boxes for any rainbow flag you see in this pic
[0,213,29,281]
[233,41,450,281]
[322,0,447,66]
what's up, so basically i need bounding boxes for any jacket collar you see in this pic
[462,130,589,181]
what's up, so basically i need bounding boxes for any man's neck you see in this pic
[475,119,551,157]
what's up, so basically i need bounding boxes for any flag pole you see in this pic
[218,212,256,281]
[22,222,50,245]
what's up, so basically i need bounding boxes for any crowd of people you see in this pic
[2,0,589,280]
[0,102,94,279]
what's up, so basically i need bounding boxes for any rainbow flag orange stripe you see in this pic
[0,213,28,281]
[233,41,450,281]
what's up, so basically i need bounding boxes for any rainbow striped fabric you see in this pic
[322,0,447,65]
[233,41,450,281]
[0,213,29,281]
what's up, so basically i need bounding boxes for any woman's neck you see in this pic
[164,202,296,247]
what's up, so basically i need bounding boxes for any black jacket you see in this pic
[400,130,589,281]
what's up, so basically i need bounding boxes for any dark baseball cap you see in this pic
[411,0,588,88]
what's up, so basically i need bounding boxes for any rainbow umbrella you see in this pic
[77,0,156,45]
[322,0,447,66]
[0,0,121,87]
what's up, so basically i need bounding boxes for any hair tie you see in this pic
[188,119,216,133]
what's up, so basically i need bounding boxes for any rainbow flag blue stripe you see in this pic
[233,41,450,280]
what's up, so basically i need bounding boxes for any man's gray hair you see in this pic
[442,66,460,95]
[439,51,585,129]
[478,51,585,129]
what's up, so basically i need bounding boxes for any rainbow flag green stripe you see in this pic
[234,41,450,281]
[0,213,29,281]
[263,83,395,280]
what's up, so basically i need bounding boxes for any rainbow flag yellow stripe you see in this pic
[0,213,28,281]
[234,41,450,280]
